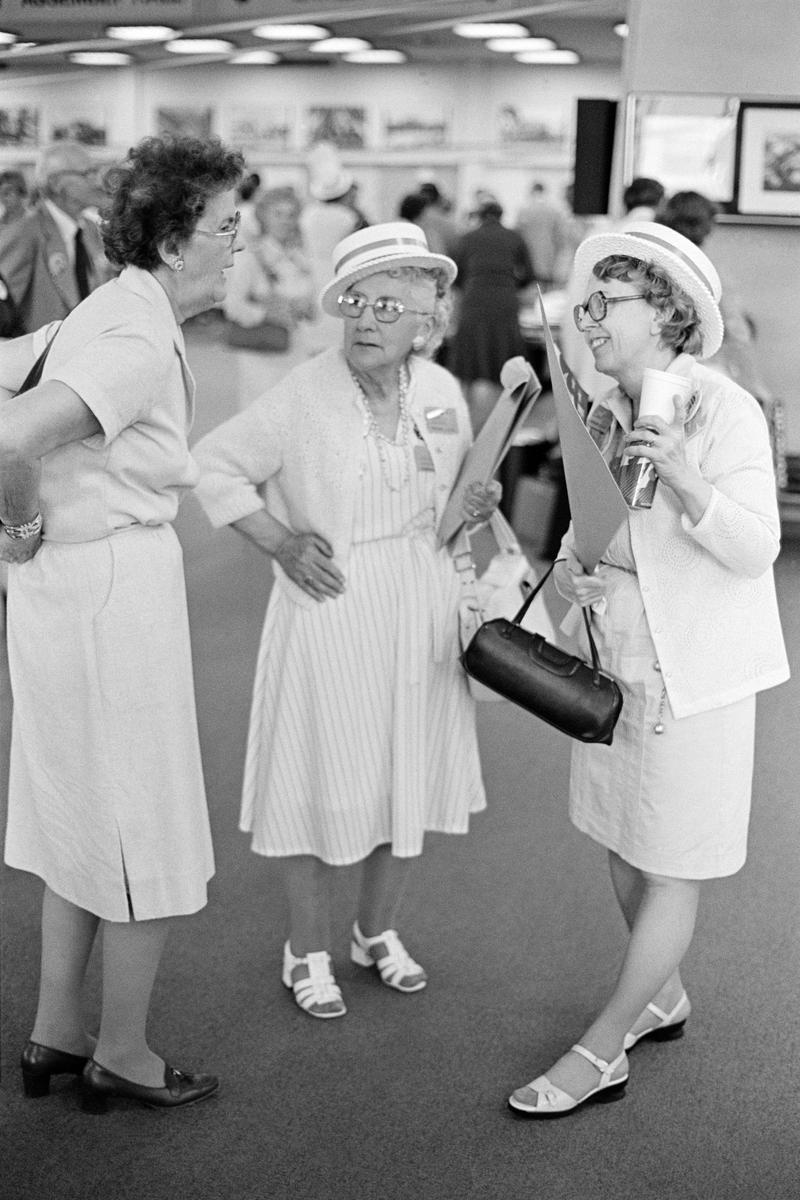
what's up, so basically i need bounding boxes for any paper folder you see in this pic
[437,356,542,546]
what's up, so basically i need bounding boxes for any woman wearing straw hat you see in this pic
[509,222,789,1118]
[194,222,499,1018]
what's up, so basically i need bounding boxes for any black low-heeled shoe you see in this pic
[80,1059,219,1114]
[20,1041,90,1098]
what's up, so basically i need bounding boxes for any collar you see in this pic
[117,265,186,357]
[43,199,78,259]
[597,353,700,435]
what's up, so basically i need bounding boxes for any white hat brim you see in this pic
[572,230,724,359]
[320,250,457,317]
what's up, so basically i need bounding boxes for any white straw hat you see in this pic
[572,220,724,358]
[319,221,458,317]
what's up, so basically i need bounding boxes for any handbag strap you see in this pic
[509,558,603,679]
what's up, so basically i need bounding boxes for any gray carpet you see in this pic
[2,326,799,1199]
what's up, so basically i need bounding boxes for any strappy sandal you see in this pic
[281,942,346,1019]
[624,990,690,1050]
[350,922,427,993]
[508,1044,629,1119]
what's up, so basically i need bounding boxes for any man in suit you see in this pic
[0,141,111,332]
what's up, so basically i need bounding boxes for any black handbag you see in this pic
[461,560,623,744]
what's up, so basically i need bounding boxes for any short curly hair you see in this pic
[592,254,703,355]
[383,265,454,358]
[101,136,245,270]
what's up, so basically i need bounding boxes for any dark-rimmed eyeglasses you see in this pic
[195,210,241,244]
[337,293,432,324]
[573,290,647,330]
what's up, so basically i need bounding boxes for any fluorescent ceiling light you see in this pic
[106,26,175,42]
[69,51,133,65]
[344,49,406,64]
[310,38,371,54]
[454,23,528,39]
[0,30,17,44]
[515,49,580,65]
[230,49,280,64]
[614,23,630,38]
[253,24,329,41]
[166,38,234,54]
[5,42,37,51]
[488,37,556,53]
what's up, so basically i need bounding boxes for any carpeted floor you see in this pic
[2,324,799,1199]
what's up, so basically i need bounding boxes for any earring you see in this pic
[412,335,425,350]
[173,257,185,273]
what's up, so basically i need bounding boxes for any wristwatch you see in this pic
[2,512,43,540]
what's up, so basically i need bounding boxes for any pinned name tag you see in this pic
[413,443,435,471]
[425,406,458,434]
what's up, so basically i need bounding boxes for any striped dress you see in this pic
[240,414,487,864]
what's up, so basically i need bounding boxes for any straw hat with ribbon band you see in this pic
[572,221,724,358]
[319,222,458,318]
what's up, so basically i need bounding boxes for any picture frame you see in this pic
[734,102,800,219]
[632,94,738,206]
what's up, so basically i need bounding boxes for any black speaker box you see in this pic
[573,98,618,215]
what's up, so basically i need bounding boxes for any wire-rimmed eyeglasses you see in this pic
[195,210,241,244]
[573,290,647,330]
[337,293,432,324]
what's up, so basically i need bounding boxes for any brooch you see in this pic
[48,252,68,279]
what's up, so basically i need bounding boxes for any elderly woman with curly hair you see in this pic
[0,135,243,1112]
[194,222,500,1020]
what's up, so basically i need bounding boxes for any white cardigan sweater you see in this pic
[193,347,472,609]
[559,355,789,719]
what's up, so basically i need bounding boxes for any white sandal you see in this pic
[624,990,690,1050]
[281,942,346,1019]
[508,1044,628,1118]
[350,922,427,993]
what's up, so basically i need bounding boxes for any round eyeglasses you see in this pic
[573,290,647,330]
[194,210,241,244]
[337,293,432,324]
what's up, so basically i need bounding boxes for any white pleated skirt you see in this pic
[4,525,214,921]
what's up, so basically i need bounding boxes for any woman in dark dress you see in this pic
[449,200,533,432]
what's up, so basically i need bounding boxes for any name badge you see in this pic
[425,406,458,434]
[414,443,435,471]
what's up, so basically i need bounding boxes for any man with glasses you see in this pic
[0,140,112,332]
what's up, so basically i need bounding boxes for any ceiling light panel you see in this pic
[106,26,175,42]
[0,30,17,44]
[230,49,280,64]
[515,50,580,65]
[453,23,529,39]
[69,51,133,65]
[165,38,234,54]
[253,24,329,41]
[344,49,406,64]
[310,38,371,54]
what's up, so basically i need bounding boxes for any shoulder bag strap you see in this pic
[16,335,55,396]
[510,558,604,680]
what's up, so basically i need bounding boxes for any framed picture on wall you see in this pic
[304,107,366,150]
[50,114,108,147]
[496,104,569,150]
[0,105,39,147]
[734,102,800,218]
[632,94,738,206]
[224,106,295,154]
[382,111,450,150]
[156,107,214,141]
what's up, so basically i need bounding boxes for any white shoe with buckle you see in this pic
[281,942,346,1019]
[624,990,690,1050]
[350,922,427,993]
[508,1044,628,1118]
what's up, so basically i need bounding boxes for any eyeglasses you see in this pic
[573,290,647,330]
[337,293,432,324]
[194,210,241,244]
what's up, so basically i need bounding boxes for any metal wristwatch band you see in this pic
[3,512,43,540]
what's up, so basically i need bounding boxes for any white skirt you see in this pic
[4,525,214,921]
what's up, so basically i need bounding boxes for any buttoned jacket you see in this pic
[0,202,109,332]
[559,355,789,718]
[194,347,472,609]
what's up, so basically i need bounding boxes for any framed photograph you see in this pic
[224,106,295,154]
[734,102,800,217]
[155,107,214,141]
[0,105,39,147]
[50,113,108,147]
[633,95,738,205]
[383,110,450,150]
[496,104,569,151]
[304,107,366,150]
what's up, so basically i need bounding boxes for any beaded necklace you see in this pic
[350,363,413,492]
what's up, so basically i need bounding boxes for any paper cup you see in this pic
[639,368,692,423]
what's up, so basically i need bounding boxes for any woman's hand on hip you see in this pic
[462,480,502,526]
[275,532,346,601]
[0,527,42,564]
[553,558,608,607]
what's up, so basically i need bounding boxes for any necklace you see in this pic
[350,364,413,492]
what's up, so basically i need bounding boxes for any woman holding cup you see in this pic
[509,222,789,1118]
